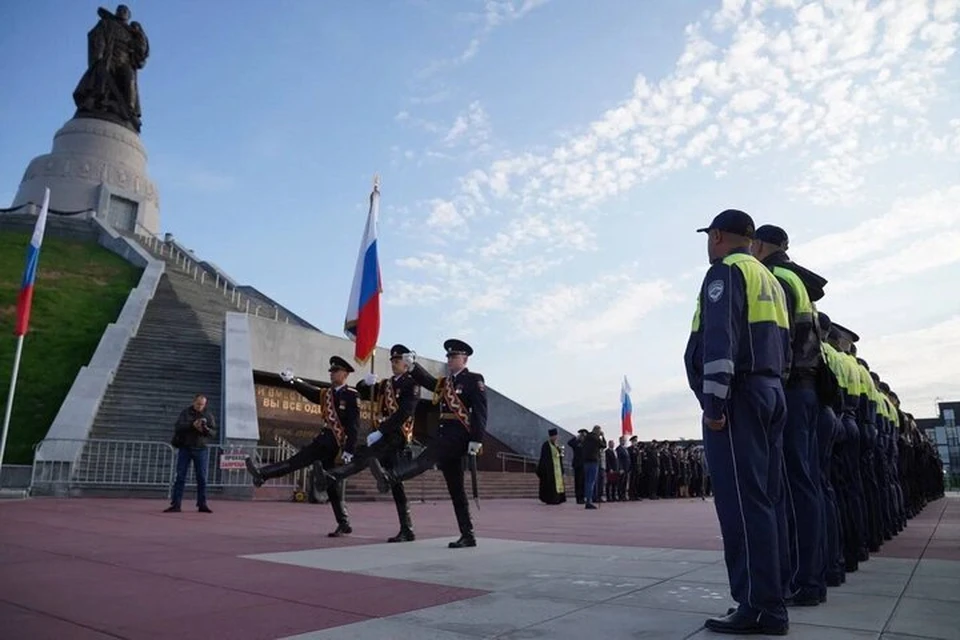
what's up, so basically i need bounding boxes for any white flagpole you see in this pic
[0,335,27,474]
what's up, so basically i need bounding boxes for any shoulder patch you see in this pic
[707,279,724,302]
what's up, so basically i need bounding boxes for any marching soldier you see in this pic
[369,339,487,549]
[684,209,791,635]
[313,344,421,543]
[244,356,359,537]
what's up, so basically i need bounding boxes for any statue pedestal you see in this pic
[11,117,160,236]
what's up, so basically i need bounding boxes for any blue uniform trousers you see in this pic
[704,376,788,622]
[782,386,824,599]
[817,406,843,585]
[840,413,868,561]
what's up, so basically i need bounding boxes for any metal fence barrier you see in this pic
[29,438,303,497]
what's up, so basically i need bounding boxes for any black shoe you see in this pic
[785,593,820,607]
[704,610,788,636]
[826,574,843,587]
[328,524,353,538]
[388,528,415,543]
[585,503,598,510]
[449,534,476,548]
[163,505,181,513]
[245,458,265,488]
[198,505,212,513]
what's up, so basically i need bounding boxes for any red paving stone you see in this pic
[0,495,955,639]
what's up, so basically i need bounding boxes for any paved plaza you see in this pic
[0,496,956,639]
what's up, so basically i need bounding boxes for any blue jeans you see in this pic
[584,462,599,505]
[171,447,209,508]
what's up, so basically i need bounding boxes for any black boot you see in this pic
[388,482,415,543]
[326,480,352,537]
[313,458,364,494]
[369,454,431,493]
[246,457,294,488]
[448,499,476,548]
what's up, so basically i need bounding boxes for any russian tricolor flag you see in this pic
[620,375,633,437]
[14,188,51,337]
[344,179,382,365]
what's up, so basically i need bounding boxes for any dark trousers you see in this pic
[330,432,412,531]
[704,376,787,622]
[781,386,824,598]
[840,414,867,557]
[260,431,350,527]
[393,425,472,536]
[618,471,629,500]
[818,406,843,584]
[573,465,585,503]
[171,447,209,508]
[583,462,599,506]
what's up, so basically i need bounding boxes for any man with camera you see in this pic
[166,394,217,513]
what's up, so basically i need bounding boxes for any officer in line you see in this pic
[369,339,487,549]
[825,322,870,568]
[684,209,791,636]
[815,312,847,588]
[244,356,360,537]
[750,224,827,607]
[312,344,421,543]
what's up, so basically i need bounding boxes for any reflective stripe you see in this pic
[772,266,814,316]
[704,359,735,375]
[703,380,729,398]
[691,296,702,332]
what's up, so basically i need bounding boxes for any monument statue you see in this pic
[72,5,149,134]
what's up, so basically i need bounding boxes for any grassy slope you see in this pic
[0,231,142,465]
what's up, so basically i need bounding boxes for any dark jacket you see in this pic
[605,448,620,473]
[580,432,603,463]
[173,405,217,449]
[567,436,584,468]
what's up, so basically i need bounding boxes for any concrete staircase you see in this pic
[72,237,308,493]
[251,468,577,503]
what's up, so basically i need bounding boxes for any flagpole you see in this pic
[0,336,26,473]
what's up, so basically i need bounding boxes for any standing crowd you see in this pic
[542,431,714,506]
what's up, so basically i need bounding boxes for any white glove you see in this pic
[467,441,482,456]
[279,368,294,383]
[366,431,383,446]
[402,351,416,365]
[342,452,353,464]
[363,372,378,386]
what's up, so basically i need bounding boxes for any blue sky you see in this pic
[2,0,959,440]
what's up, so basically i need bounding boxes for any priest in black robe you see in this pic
[537,428,567,505]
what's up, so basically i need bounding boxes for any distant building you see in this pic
[916,401,960,481]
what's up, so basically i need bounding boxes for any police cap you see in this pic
[879,381,891,393]
[443,338,473,357]
[578,428,588,435]
[754,224,789,249]
[830,321,860,343]
[389,344,411,360]
[548,427,558,436]
[328,355,355,373]
[857,357,870,370]
[697,209,756,238]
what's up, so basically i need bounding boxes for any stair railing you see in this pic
[131,225,289,325]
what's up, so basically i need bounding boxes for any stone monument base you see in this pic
[11,117,159,236]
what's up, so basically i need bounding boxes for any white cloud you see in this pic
[517,274,677,350]
[428,0,959,213]
[790,184,960,272]
[425,199,468,229]
[443,101,492,149]
[418,0,553,76]
[864,315,960,417]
